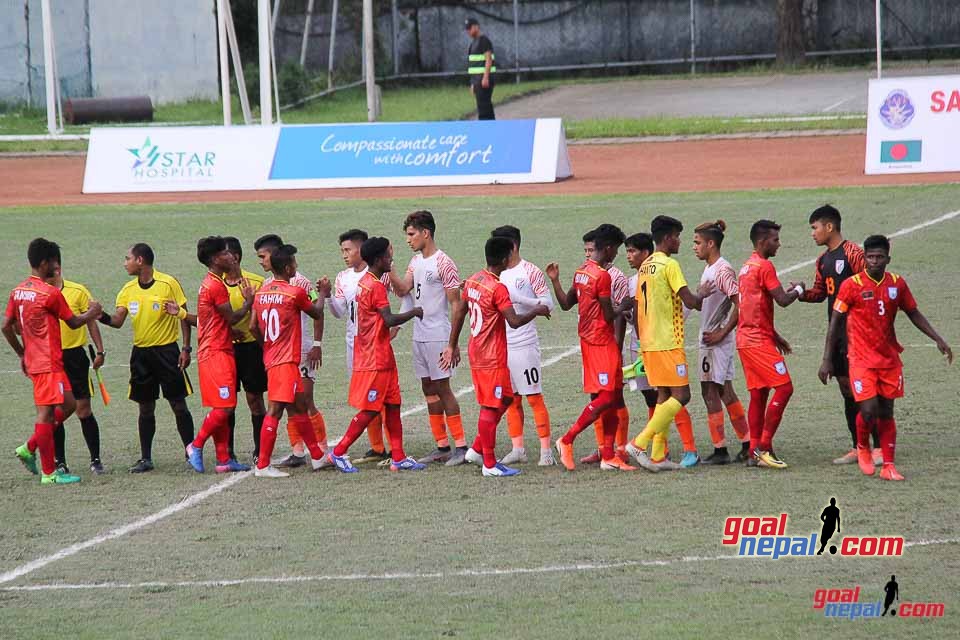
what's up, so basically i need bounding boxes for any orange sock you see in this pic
[616,406,630,449]
[286,421,304,455]
[366,413,385,453]
[447,414,466,448]
[726,400,749,442]
[527,393,551,448]
[506,398,524,439]
[593,419,604,449]
[309,411,328,452]
[674,407,696,452]
[647,406,656,420]
[707,411,726,448]
[428,413,449,448]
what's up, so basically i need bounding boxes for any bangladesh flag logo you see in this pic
[880,140,921,163]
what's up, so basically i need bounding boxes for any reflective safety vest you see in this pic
[468,52,495,76]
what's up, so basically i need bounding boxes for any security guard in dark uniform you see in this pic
[465,18,496,120]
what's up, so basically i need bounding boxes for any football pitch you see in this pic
[0,184,957,638]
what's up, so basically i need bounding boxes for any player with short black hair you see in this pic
[46,262,108,475]
[798,205,879,465]
[251,244,330,478]
[390,211,469,465]
[736,220,804,469]
[490,225,557,466]
[443,236,550,476]
[327,237,424,473]
[4,238,103,484]
[100,242,195,473]
[819,234,952,480]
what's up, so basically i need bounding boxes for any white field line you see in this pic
[738,114,866,123]
[0,471,250,585]
[3,537,956,593]
[2,209,957,589]
[821,98,853,113]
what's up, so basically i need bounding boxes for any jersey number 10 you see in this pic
[260,308,281,342]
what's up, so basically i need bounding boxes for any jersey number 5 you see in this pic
[260,308,281,342]
[468,300,483,337]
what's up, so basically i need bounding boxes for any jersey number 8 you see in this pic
[260,308,281,342]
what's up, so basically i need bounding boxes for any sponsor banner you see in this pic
[865,74,960,174]
[83,119,571,193]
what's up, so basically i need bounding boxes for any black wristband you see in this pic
[98,311,112,325]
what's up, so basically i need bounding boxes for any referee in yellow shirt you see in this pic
[99,243,195,472]
[48,266,107,475]
[224,237,266,463]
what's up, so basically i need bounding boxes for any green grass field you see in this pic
[0,185,958,638]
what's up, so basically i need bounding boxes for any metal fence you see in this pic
[271,0,960,109]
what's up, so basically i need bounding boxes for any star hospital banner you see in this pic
[865,74,960,174]
[82,119,572,193]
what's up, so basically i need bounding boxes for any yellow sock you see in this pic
[652,433,669,461]
[633,397,683,451]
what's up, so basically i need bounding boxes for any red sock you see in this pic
[292,414,324,459]
[878,417,897,465]
[257,415,281,469]
[747,388,769,455]
[561,390,613,445]
[854,412,874,449]
[478,407,499,467]
[213,416,231,464]
[759,382,793,452]
[334,411,376,457]
[194,409,228,449]
[600,408,617,461]
[35,422,56,475]
[383,405,406,462]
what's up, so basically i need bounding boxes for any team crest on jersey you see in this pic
[494,386,503,399]
[425,270,435,283]
[219,386,230,399]
[835,259,845,273]
[854,380,863,394]
[152,302,161,312]
[677,364,687,377]
[515,278,526,291]
[368,390,378,402]
[129,301,140,315]
[774,361,787,375]
[888,287,898,300]
[599,373,609,386]
[861,290,874,300]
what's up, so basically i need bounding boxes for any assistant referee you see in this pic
[465,18,496,120]
[100,243,195,472]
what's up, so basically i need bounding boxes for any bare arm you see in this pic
[677,285,706,311]
[770,284,802,308]
[817,311,845,384]
[64,302,103,330]
[906,308,953,364]
[440,300,468,370]
[702,296,739,346]
[88,315,106,369]
[503,303,550,330]
[545,263,577,311]
[378,304,422,328]
[446,287,465,330]
[389,268,414,297]
[1,316,24,358]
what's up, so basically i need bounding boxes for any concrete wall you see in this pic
[0,0,217,105]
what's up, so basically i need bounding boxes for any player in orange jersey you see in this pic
[249,245,329,478]
[441,236,550,476]
[327,237,425,473]
[819,235,952,480]
[736,220,804,470]
[547,224,636,471]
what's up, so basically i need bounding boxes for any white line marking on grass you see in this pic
[822,98,852,113]
[0,471,251,586]
[4,537,956,592]
[739,114,865,123]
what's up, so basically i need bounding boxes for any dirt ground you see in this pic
[1,134,958,208]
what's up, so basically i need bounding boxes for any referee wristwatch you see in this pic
[182,346,193,353]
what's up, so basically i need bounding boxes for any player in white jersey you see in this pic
[389,211,469,465]
[488,226,557,466]
[325,229,391,464]
[254,234,331,468]
[692,221,750,464]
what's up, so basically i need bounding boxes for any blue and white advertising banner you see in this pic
[865,74,960,174]
[83,119,572,193]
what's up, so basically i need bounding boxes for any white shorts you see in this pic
[299,351,317,382]
[345,340,354,377]
[413,340,451,381]
[698,341,736,384]
[507,343,543,396]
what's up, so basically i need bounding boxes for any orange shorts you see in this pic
[737,344,791,390]
[31,370,70,406]
[643,349,689,388]
[349,368,401,411]
[471,366,512,408]
[582,340,622,394]
[267,363,304,404]
[199,351,238,409]
[849,365,903,402]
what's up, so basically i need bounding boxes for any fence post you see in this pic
[392,0,400,76]
[327,0,338,90]
[300,0,315,67]
[513,0,520,83]
[874,0,882,79]
[689,0,696,74]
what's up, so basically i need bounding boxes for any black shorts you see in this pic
[233,341,268,394]
[129,343,192,402]
[62,346,93,400]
